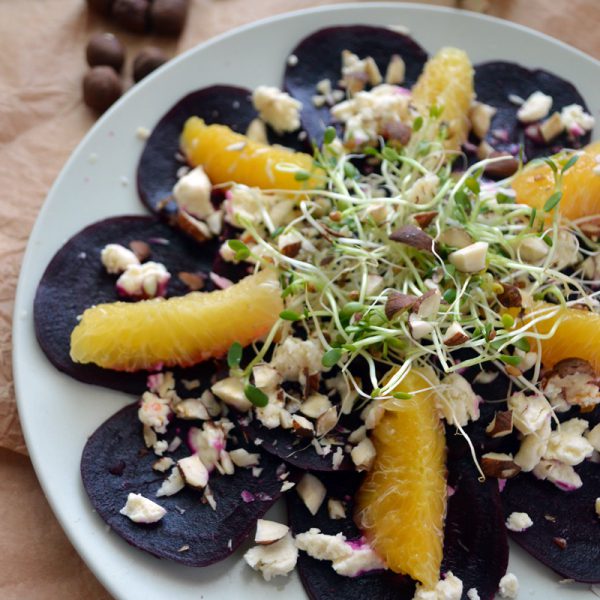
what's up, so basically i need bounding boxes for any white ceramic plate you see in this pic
[13,3,600,599]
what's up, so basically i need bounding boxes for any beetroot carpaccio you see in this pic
[33,23,600,600]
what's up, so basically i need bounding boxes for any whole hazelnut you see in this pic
[133,47,168,82]
[86,0,114,15]
[111,0,149,34]
[83,66,123,113]
[150,0,190,36]
[86,33,125,72]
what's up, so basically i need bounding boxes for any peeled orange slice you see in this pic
[512,141,600,223]
[180,117,324,190]
[355,368,447,589]
[411,48,474,151]
[509,303,600,372]
[70,269,283,371]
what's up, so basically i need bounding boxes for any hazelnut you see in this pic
[133,46,168,82]
[86,0,114,15]
[112,0,149,34]
[83,66,123,113]
[385,292,418,320]
[150,0,189,36]
[484,151,519,179]
[86,33,125,72]
[390,224,435,252]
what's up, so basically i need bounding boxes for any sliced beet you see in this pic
[287,472,416,599]
[288,452,508,599]
[81,402,293,566]
[442,457,509,599]
[502,460,600,583]
[284,26,428,146]
[474,61,592,163]
[234,412,354,472]
[34,215,220,395]
[136,85,309,216]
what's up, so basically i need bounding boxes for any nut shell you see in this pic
[112,0,149,33]
[83,66,123,114]
[150,0,189,36]
[86,33,125,72]
[133,47,168,82]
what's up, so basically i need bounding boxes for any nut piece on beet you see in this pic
[296,473,326,516]
[485,410,514,438]
[255,519,289,545]
[112,0,150,33]
[177,454,208,489]
[150,0,190,36]
[83,66,123,114]
[86,33,125,72]
[133,46,168,82]
[481,452,521,479]
[86,0,115,15]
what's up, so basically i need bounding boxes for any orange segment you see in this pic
[355,368,447,589]
[70,269,283,371]
[411,48,474,151]
[180,117,324,190]
[511,141,600,222]
[509,303,600,372]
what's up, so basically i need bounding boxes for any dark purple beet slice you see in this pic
[284,25,428,146]
[34,215,221,395]
[287,472,416,599]
[288,453,508,599]
[474,61,592,162]
[442,457,509,599]
[234,411,354,472]
[136,85,309,216]
[502,460,600,583]
[81,402,294,566]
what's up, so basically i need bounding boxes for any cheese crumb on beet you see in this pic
[119,493,166,524]
[243,533,298,581]
[505,511,533,532]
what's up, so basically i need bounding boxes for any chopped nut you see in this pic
[390,224,435,252]
[484,152,519,178]
[540,112,565,142]
[178,271,205,291]
[300,393,332,419]
[177,455,209,489]
[351,437,376,471]
[485,410,514,438]
[517,236,549,264]
[229,448,261,468]
[176,209,212,243]
[497,283,522,308]
[517,91,553,123]
[448,241,488,273]
[255,519,290,545]
[408,313,433,340]
[364,57,382,86]
[246,118,268,144]
[296,473,326,515]
[481,452,522,479]
[211,377,252,412]
[413,288,442,319]
[413,210,438,228]
[129,240,152,262]
[385,54,405,85]
[316,406,338,437]
[437,227,473,249]
[470,101,497,139]
[385,292,418,319]
[553,537,567,550]
[292,415,315,438]
[443,322,470,346]
[328,499,346,520]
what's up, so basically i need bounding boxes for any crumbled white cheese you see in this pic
[514,421,551,472]
[173,166,214,219]
[340,49,381,94]
[333,545,385,577]
[508,392,552,435]
[517,91,552,123]
[244,533,298,581]
[153,439,168,456]
[116,261,170,299]
[466,589,480,600]
[252,86,302,134]
[560,104,595,137]
[101,243,140,274]
[413,571,463,600]
[270,336,324,384]
[544,418,593,466]
[505,511,533,532]
[331,83,412,147]
[587,423,600,452]
[138,392,171,434]
[225,184,294,228]
[498,573,519,599]
[533,459,583,491]
[438,373,480,427]
[120,493,166,523]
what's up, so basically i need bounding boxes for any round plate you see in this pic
[13,3,600,599]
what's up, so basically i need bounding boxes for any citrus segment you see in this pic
[355,368,447,589]
[70,269,283,371]
[180,117,324,190]
[511,141,600,223]
[411,47,474,151]
[509,303,600,373]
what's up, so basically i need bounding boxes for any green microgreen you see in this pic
[244,384,269,408]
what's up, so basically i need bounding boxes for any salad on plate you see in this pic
[33,24,600,600]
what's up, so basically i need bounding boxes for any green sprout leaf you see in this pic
[544,157,558,176]
[244,384,269,408]
[413,116,423,132]
[381,147,400,163]
[528,207,537,228]
[279,309,302,322]
[322,347,343,368]
[392,391,414,400]
[543,190,562,212]
[227,239,250,261]
[227,342,243,369]
[501,313,515,329]
[294,170,311,181]
[513,338,531,352]
[499,355,522,366]
[443,288,457,304]
[323,126,336,145]
[561,154,579,173]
